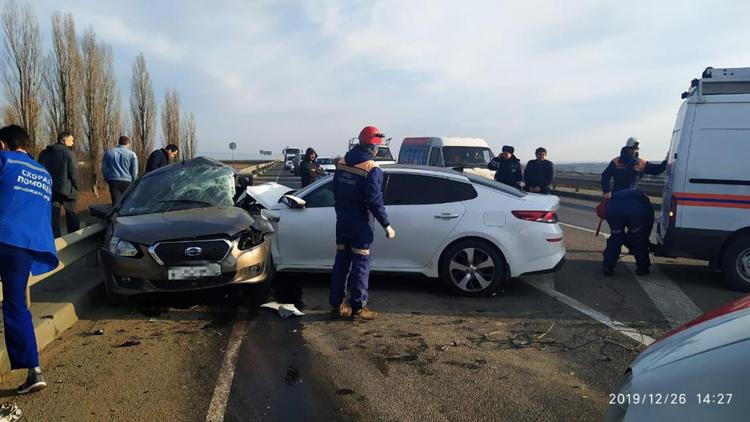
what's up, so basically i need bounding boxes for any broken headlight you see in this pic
[238,229,265,250]
[109,236,139,257]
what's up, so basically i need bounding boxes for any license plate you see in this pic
[168,264,222,280]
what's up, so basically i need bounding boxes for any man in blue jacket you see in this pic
[329,126,396,320]
[102,136,138,205]
[0,125,59,394]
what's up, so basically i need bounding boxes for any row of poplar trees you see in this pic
[0,0,199,188]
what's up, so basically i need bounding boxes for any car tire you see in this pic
[722,236,750,292]
[439,239,506,297]
[104,277,128,305]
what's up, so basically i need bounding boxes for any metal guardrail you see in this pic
[553,172,665,197]
[238,160,280,181]
[12,223,106,305]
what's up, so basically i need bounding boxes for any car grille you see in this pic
[149,275,233,291]
[151,239,232,265]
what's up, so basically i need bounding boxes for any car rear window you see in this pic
[464,173,527,197]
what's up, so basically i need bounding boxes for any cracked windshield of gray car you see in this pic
[119,163,235,216]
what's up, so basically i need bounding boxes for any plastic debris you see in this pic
[0,403,22,422]
[260,302,304,318]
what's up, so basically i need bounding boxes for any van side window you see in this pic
[429,147,443,166]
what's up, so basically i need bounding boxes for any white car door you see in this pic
[275,180,337,268]
[373,173,473,269]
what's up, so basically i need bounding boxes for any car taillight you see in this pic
[511,211,558,223]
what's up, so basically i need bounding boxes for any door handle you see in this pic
[434,213,459,219]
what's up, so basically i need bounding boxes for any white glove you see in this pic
[384,225,396,239]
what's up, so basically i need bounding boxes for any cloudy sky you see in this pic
[26,0,750,162]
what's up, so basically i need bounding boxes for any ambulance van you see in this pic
[657,67,750,291]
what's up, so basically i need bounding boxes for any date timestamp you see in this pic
[609,393,734,406]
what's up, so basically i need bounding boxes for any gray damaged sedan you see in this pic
[90,157,273,303]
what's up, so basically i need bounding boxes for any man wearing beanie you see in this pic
[488,145,524,189]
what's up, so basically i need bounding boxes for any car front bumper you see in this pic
[100,238,270,296]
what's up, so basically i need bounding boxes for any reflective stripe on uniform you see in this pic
[335,158,377,177]
[351,248,370,256]
[336,244,346,251]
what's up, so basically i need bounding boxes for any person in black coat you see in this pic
[38,130,80,237]
[488,145,523,189]
[524,147,554,194]
[299,147,327,187]
[145,144,179,173]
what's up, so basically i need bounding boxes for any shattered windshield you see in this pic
[118,162,235,216]
[443,147,493,167]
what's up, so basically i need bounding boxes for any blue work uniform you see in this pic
[602,188,654,271]
[329,147,389,311]
[0,151,59,369]
[600,153,666,271]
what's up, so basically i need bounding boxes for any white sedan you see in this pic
[244,166,565,296]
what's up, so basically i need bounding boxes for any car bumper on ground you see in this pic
[100,239,271,296]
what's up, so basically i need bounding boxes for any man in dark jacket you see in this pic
[38,130,80,237]
[488,145,523,189]
[524,147,554,194]
[145,144,178,173]
[330,126,396,320]
[299,147,327,187]
[600,137,667,276]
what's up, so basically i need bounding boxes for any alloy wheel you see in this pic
[448,247,496,292]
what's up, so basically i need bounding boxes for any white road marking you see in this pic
[274,166,282,183]
[622,260,702,327]
[524,274,655,346]
[205,305,249,422]
[559,220,704,330]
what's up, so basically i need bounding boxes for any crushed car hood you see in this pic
[113,207,261,245]
[244,182,295,209]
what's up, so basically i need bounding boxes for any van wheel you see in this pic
[722,236,750,292]
[439,240,506,297]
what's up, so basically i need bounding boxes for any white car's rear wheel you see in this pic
[440,240,506,297]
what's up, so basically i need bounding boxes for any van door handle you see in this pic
[434,213,459,219]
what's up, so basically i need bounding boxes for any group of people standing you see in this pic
[488,145,555,194]
[0,123,180,398]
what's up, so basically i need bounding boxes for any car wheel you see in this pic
[722,236,750,292]
[104,277,128,305]
[439,240,506,297]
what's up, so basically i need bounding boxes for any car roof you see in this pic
[380,164,470,180]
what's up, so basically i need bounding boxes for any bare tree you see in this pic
[44,11,83,149]
[130,52,156,173]
[161,88,180,148]
[180,111,197,159]
[1,0,43,156]
[81,28,107,192]
[102,44,121,151]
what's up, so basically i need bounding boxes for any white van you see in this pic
[657,67,750,291]
[398,137,496,179]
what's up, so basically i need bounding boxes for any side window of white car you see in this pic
[384,174,477,205]
[304,182,335,208]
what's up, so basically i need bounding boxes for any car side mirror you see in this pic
[280,195,306,209]
[89,204,113,220]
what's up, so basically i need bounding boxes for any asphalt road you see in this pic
[1,163,743,421]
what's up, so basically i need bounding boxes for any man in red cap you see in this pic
[329,126,396,320]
